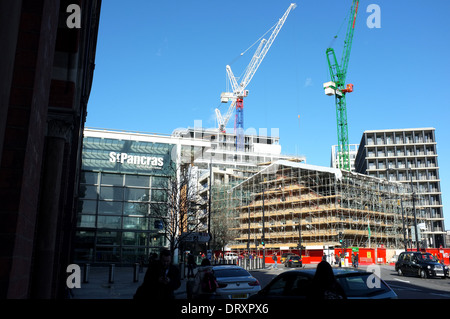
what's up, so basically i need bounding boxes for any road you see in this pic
[249,264,450,299]
[380,265,450,299]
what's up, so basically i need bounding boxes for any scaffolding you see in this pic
[213,160,425,251]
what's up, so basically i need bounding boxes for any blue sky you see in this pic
[86,0,450,229]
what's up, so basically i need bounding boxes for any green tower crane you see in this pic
[323,0,359,171]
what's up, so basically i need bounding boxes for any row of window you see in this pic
[80,185,168,202]
[366,146,436,158]
[367,159,437,171]
[77,214,165,230]
[79,200,168,216]
[81,171,169,188]
[366,132,434,146]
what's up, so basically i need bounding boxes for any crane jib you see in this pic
[352,1,359,29]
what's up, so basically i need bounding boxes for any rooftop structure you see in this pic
[331,144,359,171]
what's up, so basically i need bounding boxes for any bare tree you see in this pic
[150,163,204,255]
[209,185,239,251]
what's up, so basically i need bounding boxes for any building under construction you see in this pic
[213,160,424,252]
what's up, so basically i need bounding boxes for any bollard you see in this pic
[109,264,115,283]
[133,263,139,282]
[180,262,185,280]
[83,263,90,283]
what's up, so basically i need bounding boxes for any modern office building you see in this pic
[75,128,305,264]
[355,128,445,248]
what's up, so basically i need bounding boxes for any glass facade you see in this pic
[74,135,176,265]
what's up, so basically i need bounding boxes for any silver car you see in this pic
[192,265,261,299]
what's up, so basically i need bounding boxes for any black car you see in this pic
[285,255,302,268]
[395,251,448,279]
[249,268,397,299]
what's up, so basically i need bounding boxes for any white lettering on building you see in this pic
[109,152,164,168]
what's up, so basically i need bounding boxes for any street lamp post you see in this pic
[207,152,213,250]
[298,184,302,257]
[262,186,265,269]
[387,168,420,251]
[409,169,420,251]
[387,169,408,252]
[399,197,408,252]
[247,202,250,253]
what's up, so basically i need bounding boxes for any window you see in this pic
[124,202,148,216]
[152,176,168,188]
[79,185,98,200]
[76,215,96,228]
[337,274,390,298]
[263,273,310,297]
[97,216,121,229]
[101,173,123,186]
[376,135,384,145]
[81,171,98,184]
[125,188,149,202]
[98,201,123,215]
[126,175,150,187]
[123,217,148,230]
[78,199,97,214]
[152,189,168,202]
[100,186,124,200]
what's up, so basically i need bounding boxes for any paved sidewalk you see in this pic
[69,263,320,299]
[70,265,189,299]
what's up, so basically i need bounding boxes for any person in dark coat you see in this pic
[134,249,181,300]
[307,261,346,299]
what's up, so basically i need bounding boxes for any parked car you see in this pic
[224,252,239,261]
[249,268,397,299]
[395,251,448,279]
[192,265,261,299]
[285,255,302,268]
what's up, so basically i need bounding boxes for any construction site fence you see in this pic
[223,248,450,266]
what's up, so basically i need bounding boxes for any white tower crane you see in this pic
[215,3,296,151]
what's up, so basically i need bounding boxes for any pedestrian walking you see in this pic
[134,249,181,300]
[187,253,196,278]
[354,252,359,268]
[272,253,278,269]
[307,261,346,299]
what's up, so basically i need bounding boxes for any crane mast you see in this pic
[216,3,296,151]
[323,0,359,171]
